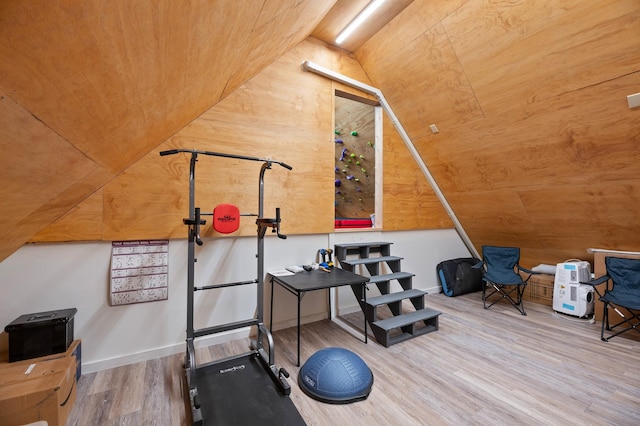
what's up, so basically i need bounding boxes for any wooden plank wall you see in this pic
[0,0,339,260]
[40,39,340,241]
[1,0,451,262]
[382,113,453,230]
[4,0,637,273]
[27,37,451,244]
[357,0,640,267]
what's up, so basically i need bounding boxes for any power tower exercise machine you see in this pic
[160,149,305,425]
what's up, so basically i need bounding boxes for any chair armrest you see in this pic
[517,265,539,275]
[582,275,609,287]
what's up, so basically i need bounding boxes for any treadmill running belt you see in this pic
[195,354,306,425]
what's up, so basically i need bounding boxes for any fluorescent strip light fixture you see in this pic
[335,0,387,45]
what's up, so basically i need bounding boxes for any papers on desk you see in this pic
[269,269,295,277]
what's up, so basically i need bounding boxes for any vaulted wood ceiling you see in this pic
[1,0,638,267]
[0,0,410,261]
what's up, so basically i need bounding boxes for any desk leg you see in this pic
[363,283,368,343]
[297,293,301,367]
[269,277,274,333]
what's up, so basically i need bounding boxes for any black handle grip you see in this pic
[195,207,203,245]
[159,149,179,156]
[278,162,293,170]
[275,207,287,239]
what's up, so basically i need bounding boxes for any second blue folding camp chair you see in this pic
[584,256,640,342]
[475,245,536,315]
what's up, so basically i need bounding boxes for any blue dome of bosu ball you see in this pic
[298,347,374,404]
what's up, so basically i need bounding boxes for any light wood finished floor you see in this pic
[67,293,640,425]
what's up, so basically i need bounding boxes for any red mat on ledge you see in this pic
[335,218,372,229]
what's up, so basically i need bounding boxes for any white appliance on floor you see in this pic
[553,261,594,317]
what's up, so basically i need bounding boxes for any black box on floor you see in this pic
[4,308,77,363]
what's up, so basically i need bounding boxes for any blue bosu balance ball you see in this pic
[298,347,373,404]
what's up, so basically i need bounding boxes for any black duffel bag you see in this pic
[437,257,483,297]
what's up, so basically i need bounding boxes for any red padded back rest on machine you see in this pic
[213,203,240,234]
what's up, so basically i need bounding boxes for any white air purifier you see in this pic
[553,261,594,318]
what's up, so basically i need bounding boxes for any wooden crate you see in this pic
[525,273,555,306]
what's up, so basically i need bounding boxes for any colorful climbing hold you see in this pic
[356,161,361,166]
[335,139,343,144]
[339,148,347,161]
[351,131,358,136]
[359,154,365,159]
[335,130,341,135]
[347,175,355,180]
[361,168,367,173]
[335,179,341,187]
[350,153,356,158]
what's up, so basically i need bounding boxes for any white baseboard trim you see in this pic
[425,285,442,295]
[81,328,251,375]
[82,286,443,375]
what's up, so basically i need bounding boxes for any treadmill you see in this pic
[160,149,305,425]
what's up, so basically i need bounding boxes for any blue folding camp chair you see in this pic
[584,256,640,342]
[475,245,536,315]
